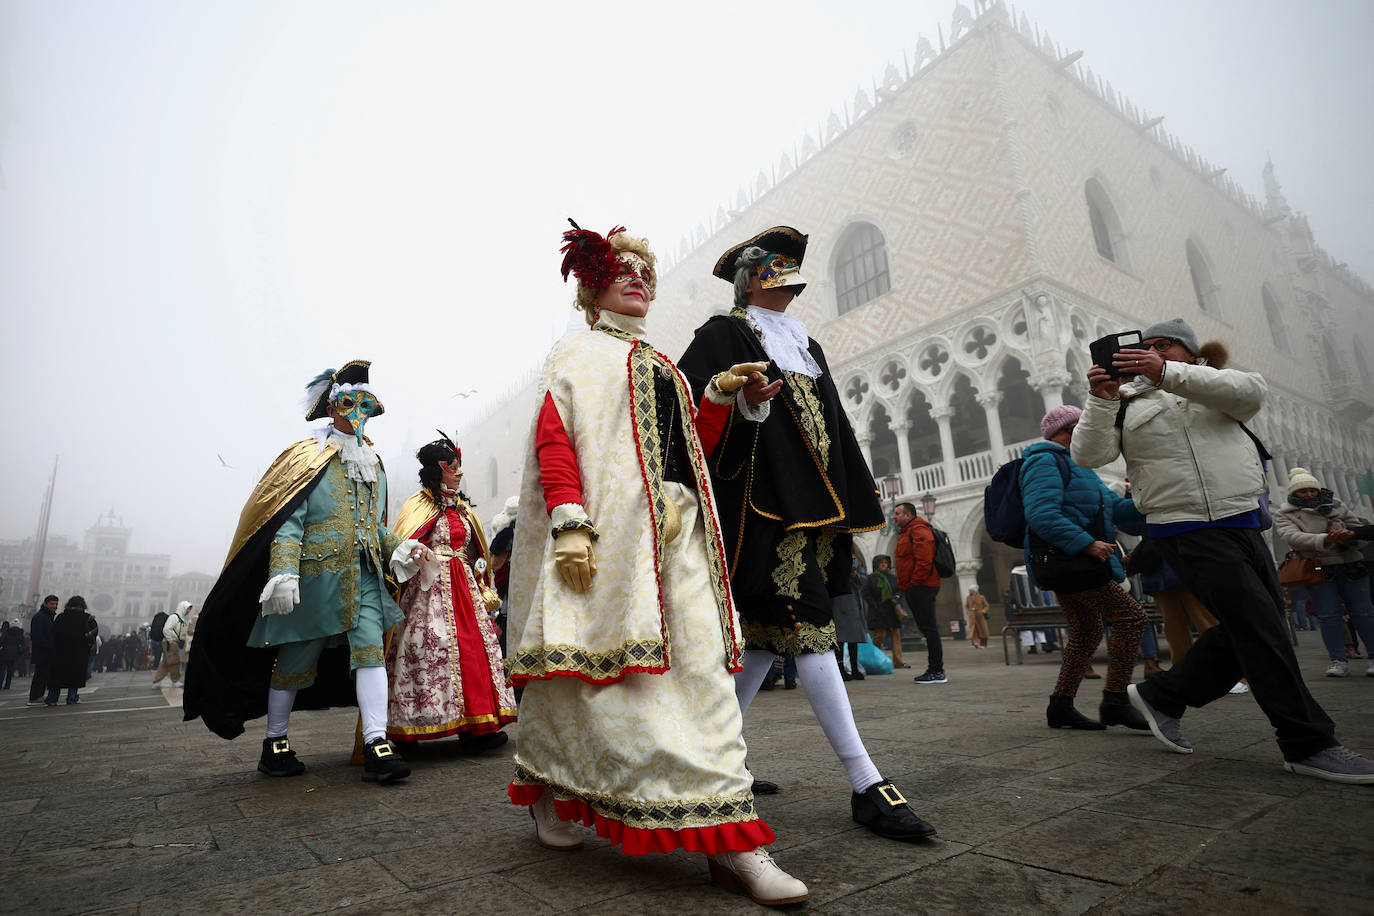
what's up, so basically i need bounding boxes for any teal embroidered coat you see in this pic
[247,455,404,648]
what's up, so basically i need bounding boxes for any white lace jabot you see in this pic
[745,306,822,378]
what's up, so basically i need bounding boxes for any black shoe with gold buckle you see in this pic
[851,780,936,840]
[258,736,305,777]
[362,738,411,784]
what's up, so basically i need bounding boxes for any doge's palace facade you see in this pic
[463,1,1374,631]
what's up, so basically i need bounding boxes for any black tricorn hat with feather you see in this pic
[303,360,384,422]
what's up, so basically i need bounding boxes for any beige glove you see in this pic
[713,362,768,394]
[554,530,597,592]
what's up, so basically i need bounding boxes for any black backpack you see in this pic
[149,611,168,642]
[984,450,1073,548]
[930,525,956,578]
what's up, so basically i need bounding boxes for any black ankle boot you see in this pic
[1099,691,1150,730]
[1046,695,1106,730]
[362,738,411,784]
[258,736,306,777]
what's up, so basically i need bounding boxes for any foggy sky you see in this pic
[2,0,1371,578]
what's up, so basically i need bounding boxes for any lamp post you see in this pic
[881,475,903,532]
[920,492,937,520]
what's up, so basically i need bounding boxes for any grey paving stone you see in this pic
[335,873,556,914]
[139,855,403,915]
[980,808,1214,885]
[820,850,1115,915]
[1194,831,1374,892]
[1083,780,1287,830]
[914,785,1088,846]
[1095,864,1368,916]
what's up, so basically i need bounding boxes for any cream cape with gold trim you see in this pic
[506,320,741,684]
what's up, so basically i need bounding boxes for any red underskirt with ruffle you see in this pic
[508,782,776,856]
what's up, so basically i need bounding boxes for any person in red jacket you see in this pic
[893,502,944,683]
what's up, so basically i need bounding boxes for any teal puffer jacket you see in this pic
[1020,440,1144,585]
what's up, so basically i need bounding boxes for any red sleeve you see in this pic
[694,395,732,457]
[536,391,583,515]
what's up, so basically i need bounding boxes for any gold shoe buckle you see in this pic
[877,783,908,807]
[270,739,292,754]
[372,742,394,758]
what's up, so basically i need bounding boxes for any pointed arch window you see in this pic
[1186,239,1221,317]
[833,222,891,315]
[1260,284,1291,354]
[1084,178,1130,270]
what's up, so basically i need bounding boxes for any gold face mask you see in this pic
[613,253,656,297]
[332,390,379,442]
[756,252,806,290]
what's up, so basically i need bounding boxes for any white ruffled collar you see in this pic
[314,425,379,482]
[745,306,822,378]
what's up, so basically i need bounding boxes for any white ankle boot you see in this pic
[708,847,809,906]
[529,790,583,851]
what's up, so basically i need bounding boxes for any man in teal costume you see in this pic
[184,360,427,784]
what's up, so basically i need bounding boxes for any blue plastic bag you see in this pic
[856,636,894,675]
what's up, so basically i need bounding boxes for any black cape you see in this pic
[678,314,884,606]
[183,463,359,740]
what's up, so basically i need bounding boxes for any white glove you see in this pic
[262,576,300,615]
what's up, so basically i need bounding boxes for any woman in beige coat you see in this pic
[1272,468,1374,678]
[964,587,990,648]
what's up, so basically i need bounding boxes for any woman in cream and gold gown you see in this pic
[504,222,808,907]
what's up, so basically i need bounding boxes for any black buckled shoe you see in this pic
[851,780,937,841]
[362,738,411,784]
[457,730,510,755]
[258,736,306,777]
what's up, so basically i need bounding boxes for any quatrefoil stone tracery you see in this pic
[879,361,907,391]
[845,376,870,404]
[918,346,949,377]
[964,326,997,359]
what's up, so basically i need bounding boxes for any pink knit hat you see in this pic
[1040,404,1083,439]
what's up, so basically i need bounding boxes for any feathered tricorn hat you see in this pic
[303,360,384,422]
[713,225,809,292]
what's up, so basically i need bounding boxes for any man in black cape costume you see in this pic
[678,226,937,843]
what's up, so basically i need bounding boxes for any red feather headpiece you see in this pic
[559,218,627,291]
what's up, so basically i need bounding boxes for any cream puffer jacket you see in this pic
[1072,361,1267,524]
[1273,499,1365,566]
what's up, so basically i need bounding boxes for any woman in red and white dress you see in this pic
[386,437,516,752]
[504,222,808,907]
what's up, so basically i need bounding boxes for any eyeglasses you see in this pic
[1145,338,1177,352]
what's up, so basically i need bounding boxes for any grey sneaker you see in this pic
[1283,746,1374,785]
[1326,660,1349,677]
[913,671,947,685]
[1127,684,1193,755]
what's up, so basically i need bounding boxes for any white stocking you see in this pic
[734,650,777,716]
[266,687,296,739]
[794,651,882,792]
[355,665,389,744]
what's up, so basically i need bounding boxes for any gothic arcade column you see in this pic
[890,422,915,495]
[932,406,958,487]
[855,432,875,477]
[977,391,1005,461]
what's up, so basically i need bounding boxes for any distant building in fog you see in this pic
[459,1,1374,631]
[0,510,214,635]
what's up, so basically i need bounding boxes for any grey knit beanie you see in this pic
[1141,317,1198,355]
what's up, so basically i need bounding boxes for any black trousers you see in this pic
[1140,527,1336,762]
[28,660,50,703]
[904,585,942,672]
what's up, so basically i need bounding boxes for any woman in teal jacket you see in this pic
[1022,406,1148,731]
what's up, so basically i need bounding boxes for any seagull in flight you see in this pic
[217,453,233,469]
[450,388,478,400]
